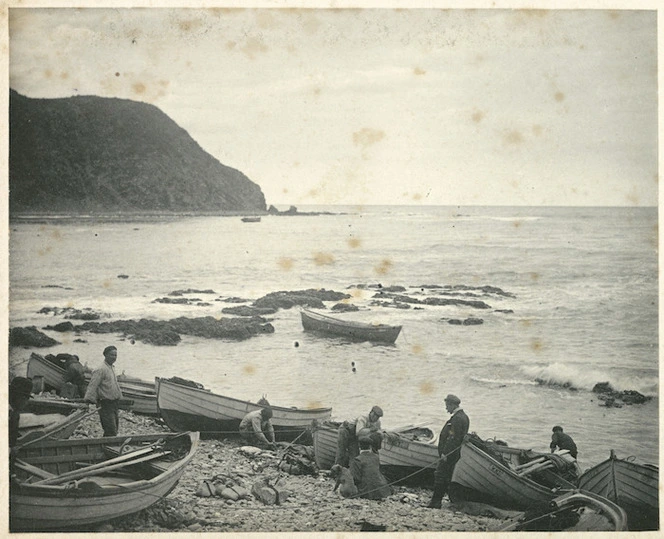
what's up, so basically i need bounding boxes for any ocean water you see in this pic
[8,205,658,469]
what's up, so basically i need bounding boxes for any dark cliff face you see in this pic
[9,90,266,213]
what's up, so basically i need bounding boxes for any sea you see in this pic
[8,205,659,470]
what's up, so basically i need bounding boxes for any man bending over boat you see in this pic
[550,425,578,458]
[84,346,123,437]
[240,407,276,449]
[428,394,469,509]
[335,405,383,467]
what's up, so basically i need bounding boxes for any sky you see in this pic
[7,4,659,207]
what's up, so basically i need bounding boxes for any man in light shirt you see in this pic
[335,405,383,467]
[239,407,276,449]
[84,345,123,436]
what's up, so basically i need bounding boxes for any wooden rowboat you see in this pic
[578,450,659,530]
[241,216,261,223]
[156,377,332,443]
[500,490,628,531]
[300,309,402,344]
[312,421,439,486]
[26,352,158,415]
[450,435,577,510]
[10,431,199,531]
[18,397,91,444]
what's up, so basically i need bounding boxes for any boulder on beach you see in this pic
[10,326,60,348]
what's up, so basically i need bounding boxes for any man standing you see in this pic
[84,346,123,437]
[335,405,383,467]
[239,407,276,449]
[550,425,578,458]
[428,394,470,509]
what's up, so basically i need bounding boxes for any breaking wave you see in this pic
[520,363,658,397]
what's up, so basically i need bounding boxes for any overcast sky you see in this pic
[8,6,658,206]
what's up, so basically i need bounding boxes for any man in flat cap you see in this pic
[428,394,469,509]
[9,376,33,448]
[335,405,384,467]
[84,346,123,436]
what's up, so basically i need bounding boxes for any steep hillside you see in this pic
[9,90,266,213]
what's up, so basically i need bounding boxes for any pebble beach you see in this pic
[68,408,508,534]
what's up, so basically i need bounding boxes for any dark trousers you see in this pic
[99,399,119,437]
[335,423,359,467]
[433,453,460,494]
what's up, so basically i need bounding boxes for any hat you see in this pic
[552,425,563,432]
[371,405,383,417]
[444,394,461,406]
[358,435,373,445]
[10,376,33,399]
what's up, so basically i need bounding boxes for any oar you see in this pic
[32,444,161,485]
[518,461,555,477]
[33,450,171,486]
[515,456,546,472]
[13,459,56,480]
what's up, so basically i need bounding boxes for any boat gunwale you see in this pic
[156,377,332,415]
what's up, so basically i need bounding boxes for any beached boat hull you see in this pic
[26,353,158,415]
[18,400,90,443]
[300,309,402,344]
[10,432,199,531]
[156,377,332,443]
[501,490,628,531]
[312,422,438,486]
[451,437,577,510]
[578,450,659,530]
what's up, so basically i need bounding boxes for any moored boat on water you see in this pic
[450,434,578,510]
[300,309,402,344]
[156,376,332,443]
[10,431,199,531]
[500,490,628,531]
[312,421,439,486]
[26,352,158,415]
[578,449,659,530]
[241,216,261,222]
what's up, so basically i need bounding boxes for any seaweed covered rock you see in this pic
[10,326,60,348]
[221,306,277,317]
[71,316,274,345]
[253,289,350,310]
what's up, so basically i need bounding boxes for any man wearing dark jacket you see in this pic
[428,394,470,509]
[550,425,578,458]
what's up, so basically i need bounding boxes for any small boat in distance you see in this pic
[156,377,332,443]
[300,309,402,344]
[578,449,659,530]
[241,216,261,223]
[10,431,199,531]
